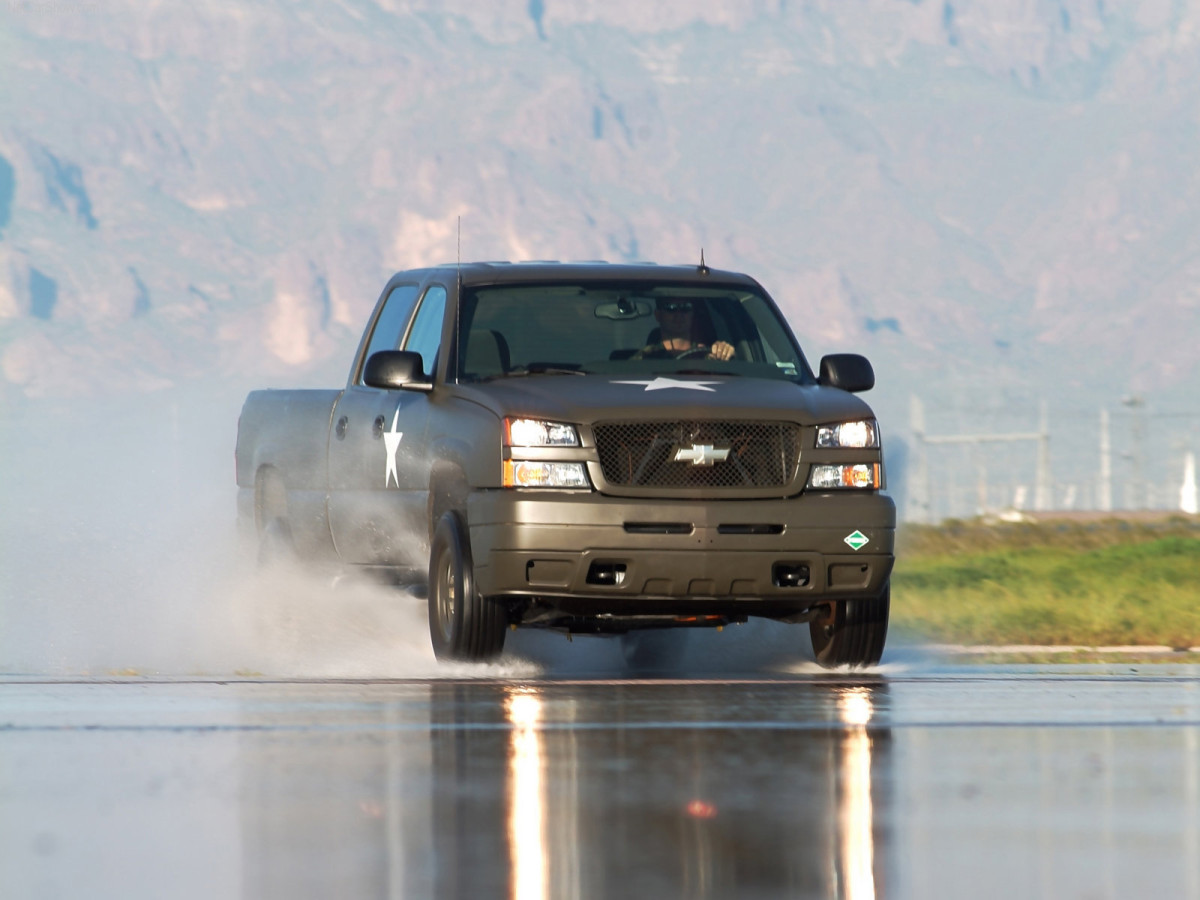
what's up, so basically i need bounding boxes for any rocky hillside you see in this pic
[2,0,1199,424]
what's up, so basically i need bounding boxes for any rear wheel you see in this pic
[257,517,295,567]
[255,470,295,569]
[809,582,890,669]
[428,511,507,662]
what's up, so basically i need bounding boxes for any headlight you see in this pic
[504,417,580,447]
[502,417,589,488]
[503,460,590,488]
[816,420,879,449]
[808,463,881,489]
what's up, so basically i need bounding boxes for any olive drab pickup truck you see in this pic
[235,262,896,668]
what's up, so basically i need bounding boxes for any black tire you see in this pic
[427,511,507,662]
[620,629,689,673]
[809,582,890,669]
[257,516,295,569]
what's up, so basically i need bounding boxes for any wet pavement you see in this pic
[2,666,1199,899]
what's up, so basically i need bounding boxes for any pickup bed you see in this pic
[236,261,896,667]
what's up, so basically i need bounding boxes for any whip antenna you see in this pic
[455,216,462,383]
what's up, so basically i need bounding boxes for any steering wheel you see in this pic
[676,346,710,360]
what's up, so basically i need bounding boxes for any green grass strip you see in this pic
[891,518,1200,647]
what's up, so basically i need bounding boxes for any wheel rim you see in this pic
[435,552,457,643]
[809,604,837,657]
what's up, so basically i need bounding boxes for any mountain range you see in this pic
[3,0,1199,515]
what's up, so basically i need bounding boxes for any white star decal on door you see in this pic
[384,409,404,488]
[611,377,721,392]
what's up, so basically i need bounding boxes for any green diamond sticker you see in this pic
[844,530,870,551]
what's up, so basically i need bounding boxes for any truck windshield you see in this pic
[455,282,815,384]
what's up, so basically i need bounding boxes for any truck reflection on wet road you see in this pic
[2,670,1199,899]
[416,679,893,899]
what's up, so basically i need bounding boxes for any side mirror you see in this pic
[818,354,874,393]
[364,350,432,391]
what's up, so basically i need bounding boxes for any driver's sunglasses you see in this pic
[659,301,693,314]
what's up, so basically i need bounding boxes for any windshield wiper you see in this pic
[506,364,589,377]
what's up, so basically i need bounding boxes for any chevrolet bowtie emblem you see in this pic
[674,444,731,466]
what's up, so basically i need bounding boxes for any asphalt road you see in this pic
[2,662,1199,900]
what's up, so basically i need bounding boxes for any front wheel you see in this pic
[809,582,890,669]
[427,511,507,662]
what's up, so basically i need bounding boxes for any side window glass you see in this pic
[361,284,420,381]
[403,285,448,377]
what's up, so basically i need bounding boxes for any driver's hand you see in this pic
[708,340,734,361]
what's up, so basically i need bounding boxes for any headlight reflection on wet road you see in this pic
[505,688,548,900]
[837,686,876,900]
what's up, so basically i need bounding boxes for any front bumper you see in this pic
[466,489,895,620]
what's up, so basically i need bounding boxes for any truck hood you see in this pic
[454,374,875,425]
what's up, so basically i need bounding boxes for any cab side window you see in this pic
[360,284,420,383]
[403,285,448,378]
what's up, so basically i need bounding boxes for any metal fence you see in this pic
[900,396,1200,524]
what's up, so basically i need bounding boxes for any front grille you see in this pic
[593,420,802,490]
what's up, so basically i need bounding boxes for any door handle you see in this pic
[335,416,348,440]
[373,415,386,439]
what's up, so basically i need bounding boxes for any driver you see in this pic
[632,299,735,360]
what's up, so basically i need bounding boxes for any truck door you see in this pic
[327,283,447,570]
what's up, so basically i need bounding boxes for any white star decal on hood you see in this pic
[612,377,720,392]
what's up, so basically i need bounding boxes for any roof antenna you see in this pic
[455,215,462,384]
[698,248,710,275]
